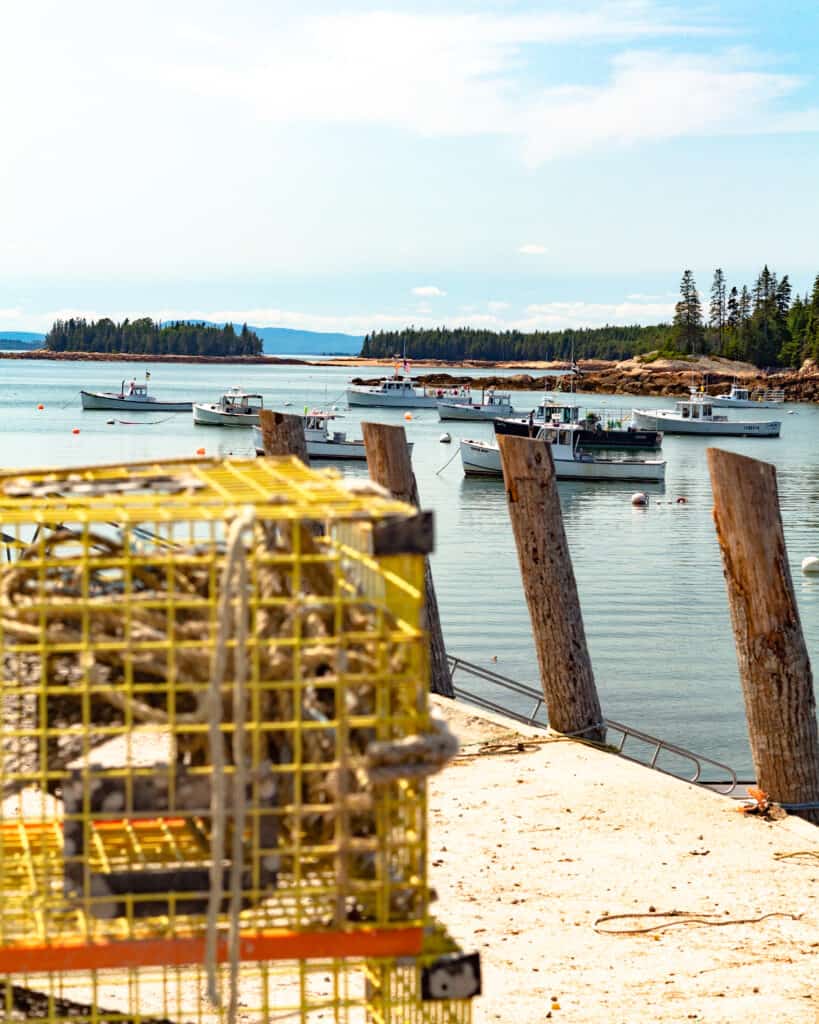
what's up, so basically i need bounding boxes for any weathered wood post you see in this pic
[497,434,605,741]
[258,409,310,465]
[708,448,819,823]
[361,421,454,698]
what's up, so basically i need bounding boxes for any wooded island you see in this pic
[362,266,819,369]
[45,318,263,357]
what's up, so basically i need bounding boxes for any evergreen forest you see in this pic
[360,267,819,369]
[44,318,263,357]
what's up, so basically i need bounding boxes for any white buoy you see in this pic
[631,492,648,507]
[283,400,292,407]
[801,556,819,575]
[440,432,452,444]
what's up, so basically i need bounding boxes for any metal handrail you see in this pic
[447,654,740,795]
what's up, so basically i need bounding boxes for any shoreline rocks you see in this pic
[5,350,818,402]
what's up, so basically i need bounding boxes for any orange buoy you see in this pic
[675,496,688,504]
[631,491,648,507]
[71,427,80,435]
[37,404,44,411]
[196,447,206,456]
[404,412,413,421]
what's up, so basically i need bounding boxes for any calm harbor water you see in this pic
[1,357,818,778]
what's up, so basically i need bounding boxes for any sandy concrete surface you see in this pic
[429,698,819,1024]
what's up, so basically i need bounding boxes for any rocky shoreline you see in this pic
[356,356,819,404]
[5,349,819,402]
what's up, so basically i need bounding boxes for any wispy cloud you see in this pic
[411,285,447,297]
[145,10,819,165]
[522,298,675,328]
[488,300,510,312]
[519,244,547,255]
[522,49,819,163]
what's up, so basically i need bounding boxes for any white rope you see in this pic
[365,717,459,786]
[205,507,255,1020]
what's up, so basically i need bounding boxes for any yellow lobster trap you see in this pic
[0,456,475,1023]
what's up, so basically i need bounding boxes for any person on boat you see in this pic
[128,379,137,395]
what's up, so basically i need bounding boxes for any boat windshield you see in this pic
[225,394,262,413]
[539,404,578,424]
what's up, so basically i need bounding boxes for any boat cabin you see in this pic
[535,425,579,449]
[303,410,347,442]
[121,380,150,400]
[675,397,713,419]
[378,376,417,395]
[535,403,581,426]
[222,389,263,414]
[483,390,511,407]
[727,384,750,402]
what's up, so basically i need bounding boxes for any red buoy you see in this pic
[37,404,44,411]
[71,427,80,435]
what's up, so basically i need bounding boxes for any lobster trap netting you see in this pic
[0,937,476,1023]
[0,456,463,990]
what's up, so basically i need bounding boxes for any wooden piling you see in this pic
[708,448,819,823]
[258,410,310,465]
[497,434,604,741]
[361,422,454,698]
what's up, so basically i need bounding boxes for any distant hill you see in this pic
[0,331,44,350]
[250,326,363,355]
[159,321,363,354]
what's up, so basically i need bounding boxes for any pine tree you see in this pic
[726,286,739,329]
[672,269,704,353]
[709,268,727,351]
[775,275,792,320]
[738,286,752,323]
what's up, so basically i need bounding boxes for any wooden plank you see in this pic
[361,422,453,698]
[708,448,819,824]
[258,409,310,464]
[497,434,604,742]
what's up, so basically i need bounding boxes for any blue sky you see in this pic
[1,1,818,335]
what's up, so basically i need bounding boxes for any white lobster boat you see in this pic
[438,390,515,421]
[251,411,413,461]
[193,388,263,427]
[346,374,443,409]
[631,390,781,437]
[460,425,666,483]
[709,382,785,409]
[81,380,192,412]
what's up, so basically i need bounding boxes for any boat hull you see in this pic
[709,395,783,409]
[80,391,192,412]
[631,409,780,437]
[346,388,440,409]
[494,418,663,449]
[252,425,412,460]
[439,402,514,421]
[193,404,260,426]
[460,439,666,482]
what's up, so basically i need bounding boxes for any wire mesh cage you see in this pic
[0,456,472,1023]
[0,940,476,1023]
